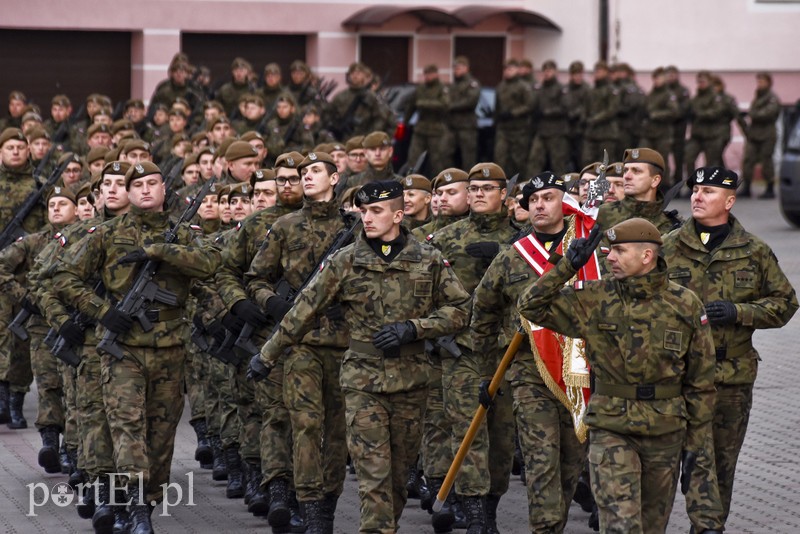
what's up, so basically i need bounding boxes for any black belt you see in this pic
[143,309,183,322]
[715,343,753,361]
[594,382,682,401]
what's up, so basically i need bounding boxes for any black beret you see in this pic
[687,166,739,190]
[519,171,566,210]
[354,180,403,207]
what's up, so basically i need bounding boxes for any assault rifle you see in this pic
[233,214,363,365]
[0,159,69,251]
[96,177,216,360]
[50,281,106,367]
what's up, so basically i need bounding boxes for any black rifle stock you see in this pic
[9,308,32,341]
[96,178,216,360]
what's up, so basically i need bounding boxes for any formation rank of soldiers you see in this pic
[0,51,795,534]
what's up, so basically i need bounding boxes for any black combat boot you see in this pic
[68,449,85,489]
[288,491,305,533]
[511,435,523,476]
[190,418,213,467]
[112,488,130,534]
[246,461,269,515]
[59,440,71,474]
[76,477,96,519]
[7,391,26,429]
[462,496,487,534]
[573,469,595,513]
[759,183,776,199]
[92,476,115,534]
[210,435,227,481]
[429,477,455,533]
[406,465,422,499]
[127,485,153,534]
[485,494,500,534]
[588,502,599,531]
[224,446,244,499]
[300,500,326,534]
[320,492,338,534]
[0,380,9,424]
[266,477,291,529]
[38,426,62,473]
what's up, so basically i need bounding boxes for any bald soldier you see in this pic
[662,166,797,532]
[250,180,470,534]
[518,218,717,533]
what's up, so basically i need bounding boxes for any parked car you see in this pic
[381,84,497,174]
[779,104,800,227]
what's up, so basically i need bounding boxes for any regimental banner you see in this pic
[513,193,600,442]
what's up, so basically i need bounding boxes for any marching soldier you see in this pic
[349,131,401,187]
[400,174,432,230]
[447,56,481,170]
[405,64,449,176]
[641,68,681,183]
[665,65,692,185]
[53,161,220,533]
[326,62,384,139]
[518,218,717,533]
[662,166,798,531]
[528,60,570,177]
[740,72,782,199]
[265,93,314,161]
[581,61,619,167]
[494,59,534,178]
[250,180,470,534]
[685,71,727,176]
[564,61,590,172]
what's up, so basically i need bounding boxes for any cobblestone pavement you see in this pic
[1,187,798,533]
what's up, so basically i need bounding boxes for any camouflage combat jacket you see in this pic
[518,256,716,452]
[448,74,481,130]
[643,85,681,140]
[404,79,449,136]
[597,191,680,237]
[746,88,781,141]
[534,78,569,138]
[584,79,620,141]
[689,87,726,139]
[259,229,471,393]
[662,216,798,385]
[52,206,220,348]
[0,161,44,235]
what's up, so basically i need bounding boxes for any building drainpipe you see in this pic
[599,0,609,62]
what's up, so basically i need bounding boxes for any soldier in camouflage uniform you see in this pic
[349,131,401,188]
[326,62,385,139]
[494,59,534,178]
[250,180,470,534]
[581,61,620,167]
[685,71,728,176]
[149,59,205,117]
[519,218,718,534]
[662,166,798,531]
[641,68,681,183]
[447,56,481,170]
[244,152,349,532]
[665,66,692,185]
[613,64,646,158]
[215,57,255,118]
[0,186,78,468]
[472,172,588,533]
[405,64,450,176]
[288,60,321,109]
[265,93,314,162]
[597,148,681,237]
[528,60,570,177]
[0,128,43,423]
[401,174,432,230]
[565,61,590,172]
[740,72,782,199]
[426,163,518,533]
[53,161,220,533]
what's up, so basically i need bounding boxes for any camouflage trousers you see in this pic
[421,358,451,478]
[527,134,570,177]
[283,344,347,501]
[76,341,115,478]
[30,331,64,430]
[101,344,185,502]
[256,358,293,485]
[444,127,478,171]
[185,344,207,422]
[588,427,684,534]
[0,302,33,392]
[408,129,448,176]
[685,135,726,176]
[62,360,78,450]
[742,136,777,185]
[511,380,587,532]
[495,128,530,178]
[683,429,724,532]
[225,358,261,461]
[442,350,515,497]
[205,357,235,437]
[344,385,428,534]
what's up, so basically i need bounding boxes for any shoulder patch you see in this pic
[88,226,97,233]
[235,221,243,231]
[700,313,708,326]
[58,234,67,247]
[426,233,434,242]
[190,224,202,232]
[573,280,584,290]
[443,258,451,267]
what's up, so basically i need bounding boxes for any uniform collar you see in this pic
[469,210,510,232]
[618,257,669,299]
[620,190,665,218]
[302,194,340,219]
[353,228,423,268]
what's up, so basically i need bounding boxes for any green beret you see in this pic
[608,162,625,177]
[432,168,469,189]
[467,162,506,182]
[103,146,124,163]
[111,119,135,135]
[580,162,603,177]
[57,152,82,167]
[124,161,162,189]
[0,127,26,147]
[297,151,335,171]
[215,137,237,161]
[606,218,662,245]
[76,182,92,201]
[401,174,432,193]
[328,142,346,153]
[27,127,50,143]
[274,151,304,169]
[314,143,334,154]
[250,168,276,190]
[355,180,403,207]
[182,153,199,172]
[121,139,150,154]
[240,131,264,143]
[362,131,391,149]
[623,147,665,172]
[87,123,111,139]
[86,146,110,165]
[225,141,259,162]
[228,182,251,198]
[345,136,365,153]
[46,184,77,205]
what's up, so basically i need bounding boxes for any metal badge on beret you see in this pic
[309,153,317,161]
[356,189,369,204]
[696,169,705,183]
[135,164,144,174]
[631,149,639,159]
[287,157,294,166]
[112,162,120,172]
[405,177,413,186]
[445,172,453,182]
[607,228,616,241]
[532,176,544,189]
[481,167,490,178]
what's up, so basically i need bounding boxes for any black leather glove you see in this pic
[372,321,417,350]
[705,300,737,326]
[680,450,697,495]
[221,311,245,333]
[325,303,345,322]
[206,319,226,344]
[58,319,85,346]
[192,314,204,331]
[100,308,134,334]
[465,242,500,261]
[478,379,503,410]
[246,354,272,382]
[566,225,603,270]
[117,248,149,265]
[231,299,268,328]
[265,296,293,322]
[21,297,40,315]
